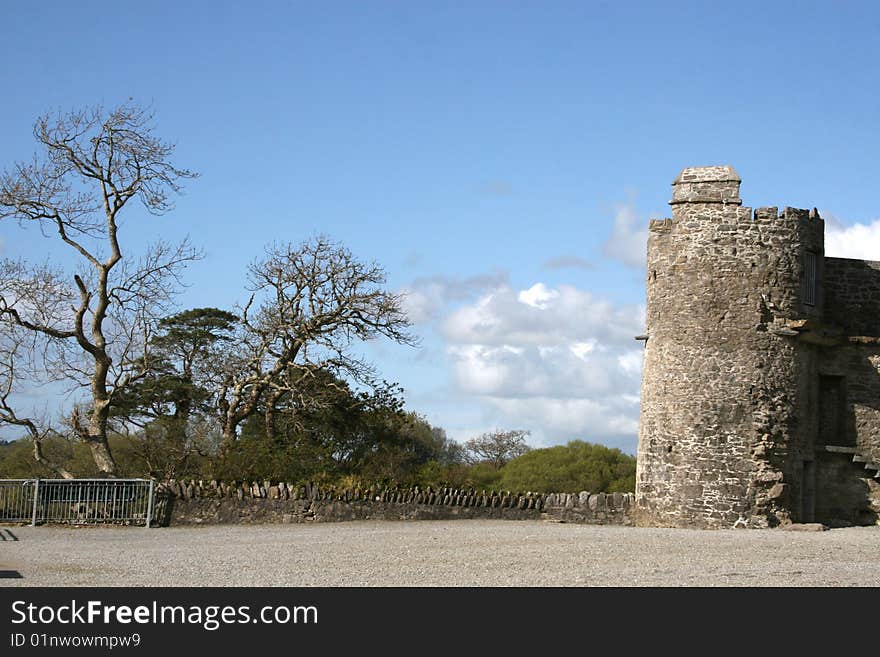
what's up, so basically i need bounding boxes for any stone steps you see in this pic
[855,458,879,480]
[825,446,880,479]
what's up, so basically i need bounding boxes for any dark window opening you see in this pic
[803,251,817,306]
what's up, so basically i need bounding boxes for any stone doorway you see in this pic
[818,375,847,446]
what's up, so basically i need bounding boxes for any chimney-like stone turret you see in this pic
[670,165,742,206]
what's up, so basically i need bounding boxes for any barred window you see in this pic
[803,251,817,306]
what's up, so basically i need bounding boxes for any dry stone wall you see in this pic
[157,480,634,527]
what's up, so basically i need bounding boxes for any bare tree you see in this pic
[0,323,73,478]
[465,429,531,469]
[214,236,416,450]
[0,103,199,475]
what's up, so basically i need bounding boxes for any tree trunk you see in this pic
[85,435,118,476]
[87,357,118,475]
[220,420,238,453]
[264,389,284,442]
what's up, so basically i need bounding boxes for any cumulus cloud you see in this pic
[541,255,595,271]
[517,283,559,309]
[442,283,642,348]
[400,272,508,324]
[488,397,639,452]
[440,281,645,451]
[602,202,649,269]
[824,214,880,261]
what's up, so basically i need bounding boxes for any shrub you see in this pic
[499,440,635,493]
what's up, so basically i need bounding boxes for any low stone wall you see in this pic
[157,481,634,527]
[542,491,634,525]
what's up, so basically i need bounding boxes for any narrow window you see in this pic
[803,251,817,306]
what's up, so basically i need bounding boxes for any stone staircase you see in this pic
[825,445,880,479]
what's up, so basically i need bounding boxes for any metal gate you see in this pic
[0,479,156,527]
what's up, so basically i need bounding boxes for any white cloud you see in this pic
[442,283,642,348]
[440,281,645,451]
[570,341,596,361]
[602,202,649,269]
[488,396,639,452]
[617,350,643,377]
[824,215,880,261]
[517,283,559,309]
[400,272,508,324]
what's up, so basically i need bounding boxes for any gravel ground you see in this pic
[2,520,879,587]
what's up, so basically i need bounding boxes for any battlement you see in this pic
[650,205,823,232]
[756,206,822,223]
[670,165,742,206]
[655,166,823,235]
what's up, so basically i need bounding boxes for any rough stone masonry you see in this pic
[635,166,880,529]
[157,480,634,526]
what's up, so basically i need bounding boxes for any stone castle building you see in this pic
[635,166,880,528]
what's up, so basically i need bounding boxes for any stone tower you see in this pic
[635,166,826,528]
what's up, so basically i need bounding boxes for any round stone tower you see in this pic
[635,166,824,528]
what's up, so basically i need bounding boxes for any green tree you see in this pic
[110,308,236,479]
[215,369,456,487]
[0,432,155,479]
[499,440,636,493]
[215,370,402,483]
[358,411,459,485]
[113,308,237,423]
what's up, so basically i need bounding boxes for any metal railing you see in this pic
[0,479,156,527]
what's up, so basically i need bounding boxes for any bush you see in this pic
[499,440,635,493]
[464,462,505,490]
[0,433,157,479]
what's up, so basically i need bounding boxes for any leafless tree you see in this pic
[214,236,417,450]
[0,322,73,478]
[0,103,199,475]
[465,429,531,469]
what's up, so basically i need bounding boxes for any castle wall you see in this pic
[823,258,880,336]
[636,167,825,528]
[812,449,880,525]
[817,258,880,522]
[819,344,880,464]
[820,256,880,462]
[790,343,821,521]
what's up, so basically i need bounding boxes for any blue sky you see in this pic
[2,1,880,452]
